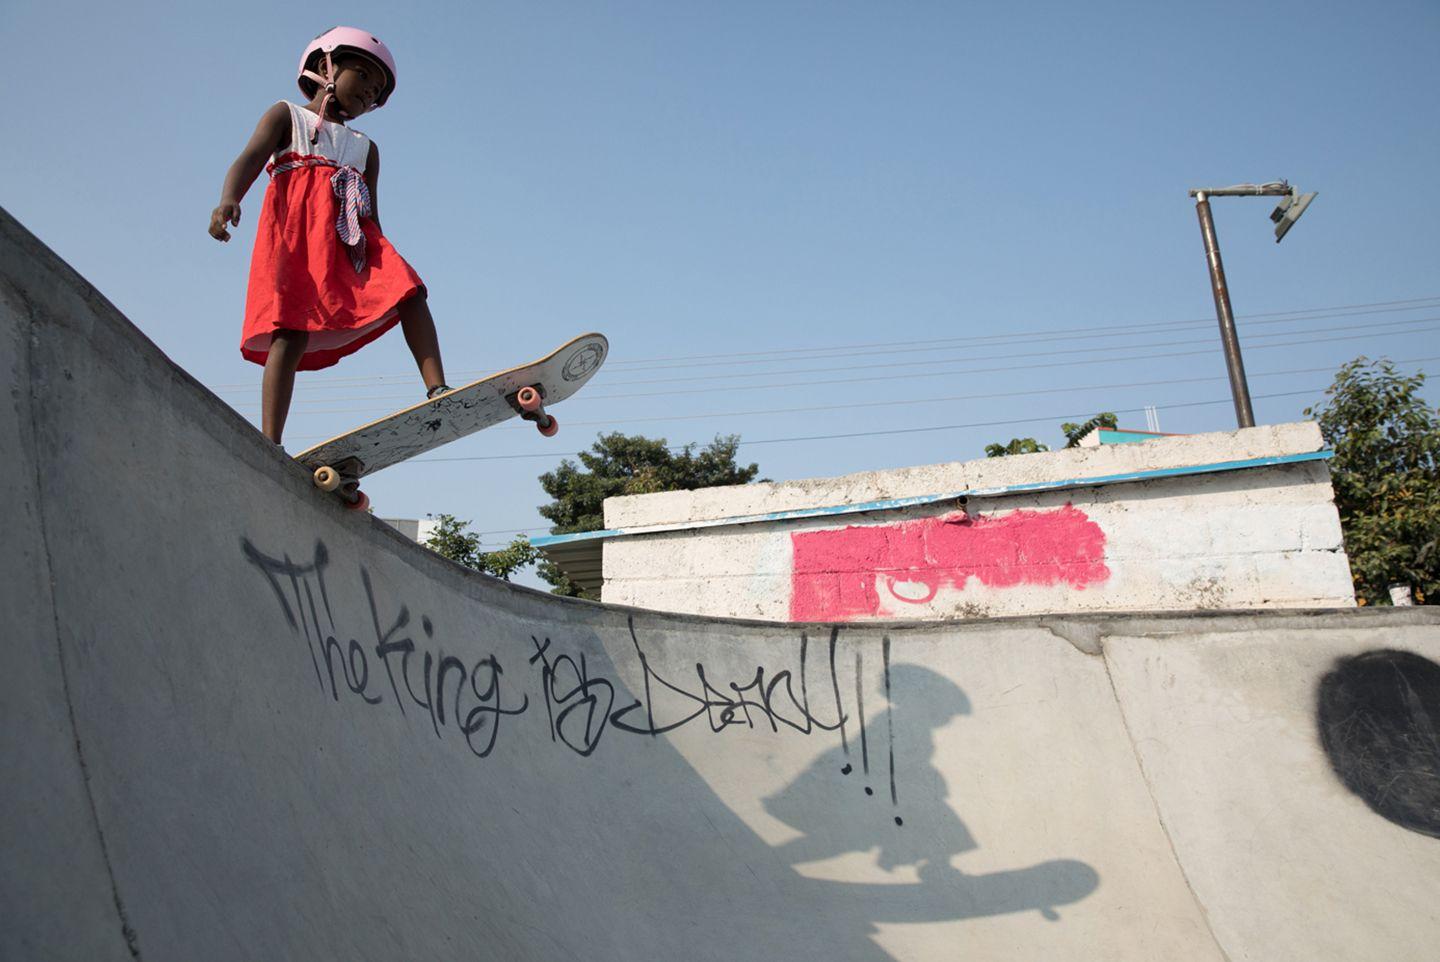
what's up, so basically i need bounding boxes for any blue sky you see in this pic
[3,1,1437,577]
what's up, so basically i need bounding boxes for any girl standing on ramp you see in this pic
[209,26,450,445]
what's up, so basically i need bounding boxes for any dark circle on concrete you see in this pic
[1317,648,1440,839]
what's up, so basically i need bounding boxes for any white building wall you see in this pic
[380,516,440,545]
[600,423,1355,621]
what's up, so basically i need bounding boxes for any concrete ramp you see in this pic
[4,206,1438,961]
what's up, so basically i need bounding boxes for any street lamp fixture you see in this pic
[1271,189,1318,243]
[1187,181,1318,428]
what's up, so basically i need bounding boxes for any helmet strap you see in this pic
[308,51,338,144]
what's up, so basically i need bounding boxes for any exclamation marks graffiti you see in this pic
[885,635,901,826]
[837,630,855,780]
[829,628,849,760]
[856,649,872,796]
[838,634,899,826]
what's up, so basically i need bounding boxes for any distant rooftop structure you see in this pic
[380,517,439,545]
[1076,426,1186,447]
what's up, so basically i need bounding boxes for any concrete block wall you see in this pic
[601,423,1356,620]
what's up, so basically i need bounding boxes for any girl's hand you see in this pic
[209,203,241,242]
[211,104,289,242]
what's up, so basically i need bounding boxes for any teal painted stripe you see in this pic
[529,450,1332,547]
[1098,429,1170,444]
[532,527,623,547]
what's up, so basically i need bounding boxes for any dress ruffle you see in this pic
[240,160,424,371]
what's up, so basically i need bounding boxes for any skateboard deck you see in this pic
[295,332,607,507]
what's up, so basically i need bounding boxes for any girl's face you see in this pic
[328,54,387,119]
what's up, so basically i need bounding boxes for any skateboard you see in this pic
[295,332,608,509]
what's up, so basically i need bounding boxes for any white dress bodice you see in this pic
[277,101,372,172]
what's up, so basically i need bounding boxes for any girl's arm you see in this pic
[364,141,382,232]
[209,104,291,242]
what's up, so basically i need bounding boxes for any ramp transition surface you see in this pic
[4,207,1439,961]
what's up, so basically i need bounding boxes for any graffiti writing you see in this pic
[529,635,615,757]
[242,538,907,813]
[242,540,528,758]
[790,505,1110,621]
[607,627,849,740]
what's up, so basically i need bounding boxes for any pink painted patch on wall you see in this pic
[789,505,1110,621]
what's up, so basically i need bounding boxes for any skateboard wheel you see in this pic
[517,386,542,412]
[345,490,370,512]
[538,415,559,438]
[314,466,341,492]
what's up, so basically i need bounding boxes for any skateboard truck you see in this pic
[312,456,370,511]
[512,385,559,437]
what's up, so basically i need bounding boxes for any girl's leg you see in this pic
[261,330,309,444]
[397,293,448,392]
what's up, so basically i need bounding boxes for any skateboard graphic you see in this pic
[295,333,608,509]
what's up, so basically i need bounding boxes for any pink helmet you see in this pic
[297,27,397,109]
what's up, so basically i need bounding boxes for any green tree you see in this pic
[424,513,540,581]
[985,437,1050,458]
[536,433,761,597]
[1060,412,1118,447]
[538,433,760,534]
[983,412,1117,457]
[1305,357,1440,605]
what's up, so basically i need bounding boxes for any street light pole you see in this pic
[1187,181,1316,430]
[1193,190,1254,428]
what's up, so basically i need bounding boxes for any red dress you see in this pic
[240,102,424,371]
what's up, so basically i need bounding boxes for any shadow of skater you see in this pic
[763,663,1099,924]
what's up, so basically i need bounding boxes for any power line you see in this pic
[593,303,1440,372]
[493,355,1440,431]
[276,340,1437,445]
[736,389,1326,448]
[206,294,1440,392]
[265,323,1438,421]
[600,296,1440,366]
[330,300,1440,387]
[302,354,1437,438]
[561,317,1440,389]
[236,302,1440,405]
[394,386,1340,466]
[400,355,1437,540]
[581,324,1438,400]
